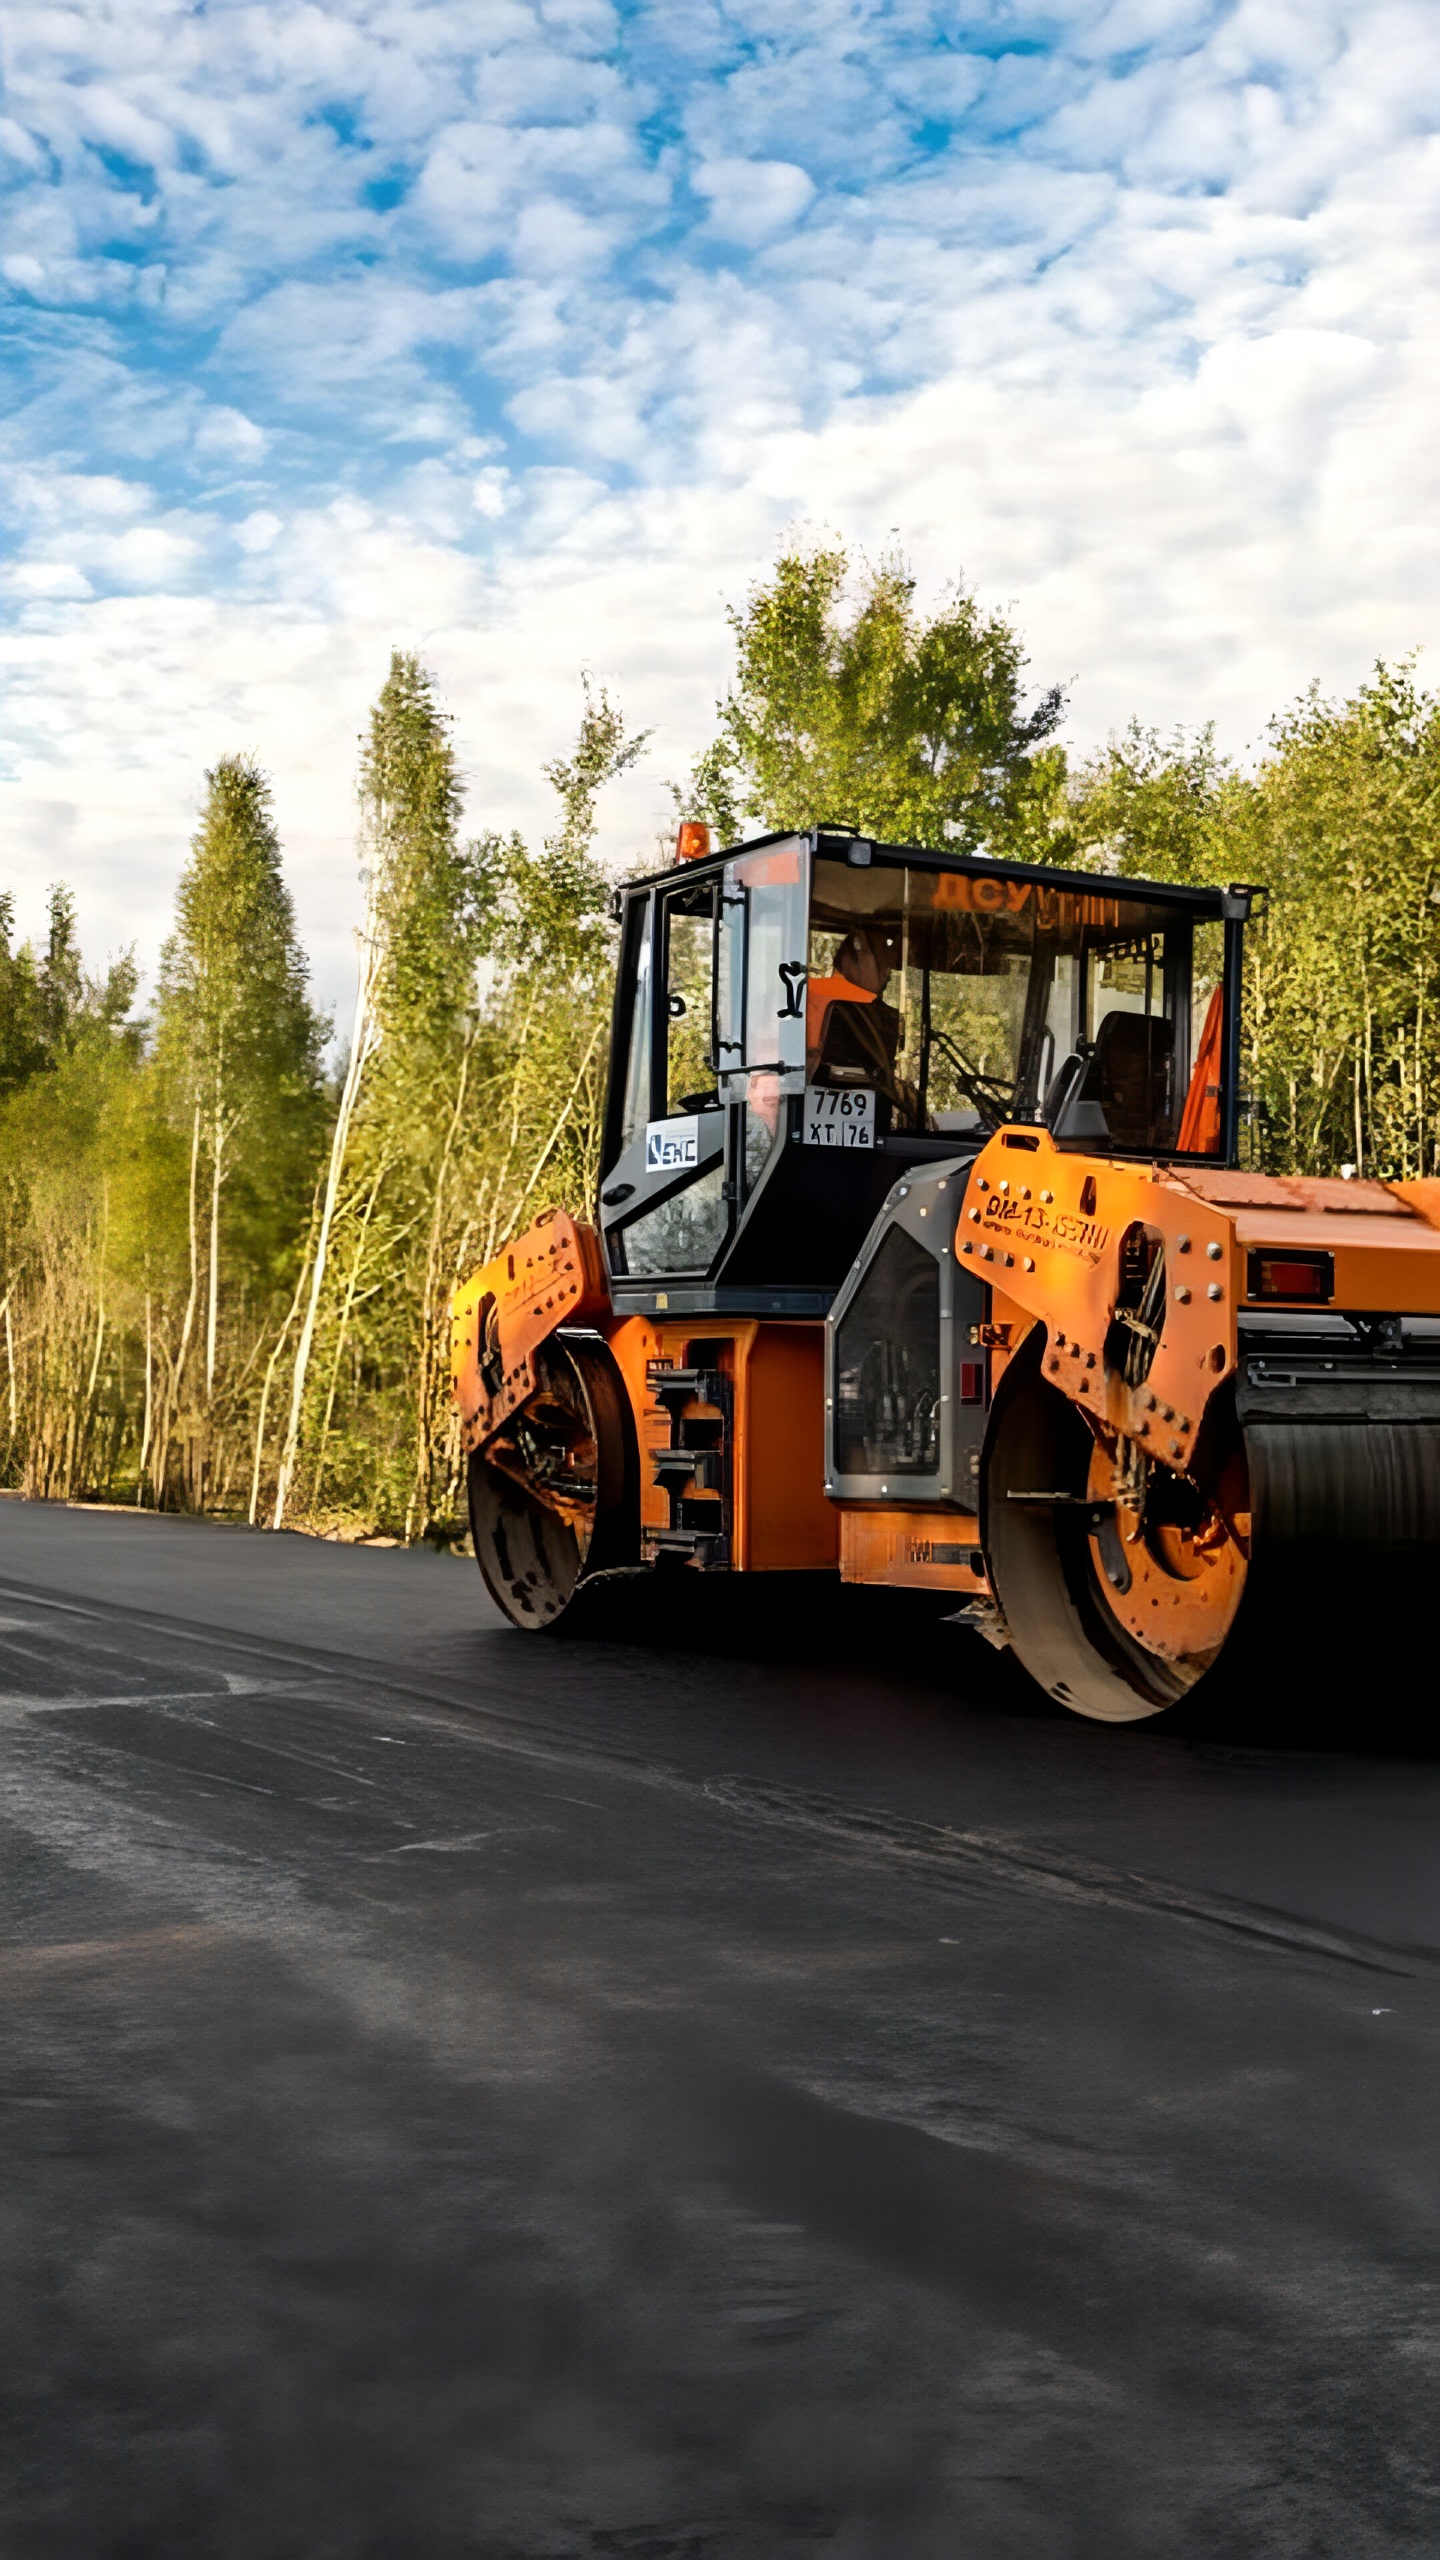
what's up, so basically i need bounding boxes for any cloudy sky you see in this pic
[4,0,1439,1012]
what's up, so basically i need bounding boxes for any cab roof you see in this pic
[622,826,1258,923]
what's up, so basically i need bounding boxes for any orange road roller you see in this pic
[452,825,1440,1721]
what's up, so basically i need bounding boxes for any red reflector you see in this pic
[1247,1250,1333,1302]
[960,1361,984,1403]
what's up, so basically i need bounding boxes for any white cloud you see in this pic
[235,510,283,553]
[3,0,1440,1001]
[693,158,816,246]
[0,113,48,173]
[5,561,95,600]
[192,405,269,465]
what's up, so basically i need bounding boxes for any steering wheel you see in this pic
[927,1028,1012,1130]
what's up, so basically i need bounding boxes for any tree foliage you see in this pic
[1230,667,1440,1178]
[0,906,145,1500]
[156,755,322,1217]
[149,754,325,1501]
[264,657,642,1545]
[1067,668,1440,1178]
[687,541,1065,854]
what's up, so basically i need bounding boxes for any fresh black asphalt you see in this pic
[0,1500,1436,2557]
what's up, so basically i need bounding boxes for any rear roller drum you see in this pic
[468,1337,636,1630]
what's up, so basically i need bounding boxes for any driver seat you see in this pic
[812,992,903,1090]
[1047,1011,1174,1148]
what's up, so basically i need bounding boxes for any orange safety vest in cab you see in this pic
[805,974,875,1073]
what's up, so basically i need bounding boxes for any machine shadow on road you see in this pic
[548,1564,1440,1767]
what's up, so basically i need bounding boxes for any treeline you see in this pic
[0,655,636,1533]
[4,542,1440,1533]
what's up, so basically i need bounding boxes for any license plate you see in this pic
[804,1088,875,1147]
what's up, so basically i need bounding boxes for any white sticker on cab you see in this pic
[645,1116,700,1174]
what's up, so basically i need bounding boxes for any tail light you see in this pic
[674,820,712,863]
[1247,1249,1333,1303]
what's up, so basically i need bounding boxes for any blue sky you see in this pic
[4,0,1440,1007]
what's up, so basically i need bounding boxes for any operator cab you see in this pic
[598,828,1252,1316]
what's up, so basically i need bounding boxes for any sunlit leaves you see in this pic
[1069,671,1440,1179]
[687,542,1064,855]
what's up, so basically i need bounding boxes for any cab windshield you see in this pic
[809,857,1224,1156]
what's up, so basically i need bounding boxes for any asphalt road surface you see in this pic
[1,1500,1436,2559]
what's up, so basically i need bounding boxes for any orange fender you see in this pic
[451,1210,610,1457]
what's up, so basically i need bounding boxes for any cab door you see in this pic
[598,874,732,1280]
[714,839,809,1206]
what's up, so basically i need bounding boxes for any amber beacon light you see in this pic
[674,819,712,862]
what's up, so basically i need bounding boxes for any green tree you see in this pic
[0,913,145,1501]
[153,754,323,1501]
[686,541,1064,852]
[1065,723,1232,887]
[1066,676,1440,1179]
[0,894,52,1099]
[1232,667,1440,1178]
[465,680,647,1251]
[0,885,137,1102]
[39,885,85,1053]
[270,653,486,1533]
[268,660,647,1543]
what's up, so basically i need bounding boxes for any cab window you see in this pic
[716,844,808,1195]
[614,894,653,1158]
[661,880,718,1115]
[808,857,1224,1156]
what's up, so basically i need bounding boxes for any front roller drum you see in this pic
[468,1335,637,1629]
[983,1332,1440,1722]
[982,1334,1244,1721]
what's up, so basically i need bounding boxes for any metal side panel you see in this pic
[824,1153,983,1505]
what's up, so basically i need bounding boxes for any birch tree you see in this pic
[271,651,483,1531]
[0,916,145,1500]
[154,755,322,1504]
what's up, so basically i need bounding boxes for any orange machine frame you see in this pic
[956,1129,1440,1467]
[452,1143,1440,1603]
[452,1213,837,1574]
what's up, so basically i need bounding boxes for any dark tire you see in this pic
[468,1335,637,1630]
